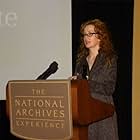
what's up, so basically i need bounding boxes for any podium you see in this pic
[6,80,114,140]
[71,80,114,140]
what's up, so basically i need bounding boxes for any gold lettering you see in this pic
[16,120,24,126]
[53,110,59,117]
[59,100,64,108]
[16,120,20,126]
[25,121,30,126]
[44,99,51,107]
[15,99,20,106]
[52,100,58,108]
[22,109,28,116]
[15,108,65,118]
[30,121,34,127]
[55,123,60,128]
[34,109,41,117]
[15,99,64,108]
[59,110,64,118]
[21,100,28,107]
[32,89,46,95]
[50,122,55,128]
[28,109,34,117]
[15,120,65,128]
[16,109,22,116]
[36,121,40,127]
[37,100,44,107]
[45,110,52,117]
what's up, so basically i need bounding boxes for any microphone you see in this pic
[36,61,58,80]
[82,64,88,79]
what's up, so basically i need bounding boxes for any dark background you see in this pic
[0,0,133,139]
[72,0,133,140]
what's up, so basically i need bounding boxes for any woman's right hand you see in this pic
[68,73,80,80]
[68,75,78,80]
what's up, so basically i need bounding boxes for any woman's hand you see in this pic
[68,73,79,80]
[68,75,78,80]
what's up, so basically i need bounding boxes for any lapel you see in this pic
[88,52,105,80]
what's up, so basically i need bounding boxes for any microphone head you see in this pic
[36,61,58,80]
[48,61,58,74]
[82,64,87,79]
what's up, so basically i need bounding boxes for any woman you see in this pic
[73,19,119,140]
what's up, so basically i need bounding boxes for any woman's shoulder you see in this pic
[99,51,118,67]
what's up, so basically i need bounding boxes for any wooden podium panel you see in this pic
[6,79,114,140]
[71,80,114,140]
[71,80,114,125]
[6,80,73,140]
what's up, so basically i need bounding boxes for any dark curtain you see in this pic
[72,0,133,140]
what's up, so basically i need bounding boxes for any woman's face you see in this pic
[83,24,100,49]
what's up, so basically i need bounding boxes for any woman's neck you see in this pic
[88,45,100,58]
[86,46,100,70]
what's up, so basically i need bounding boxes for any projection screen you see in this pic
[0,0,72,100]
